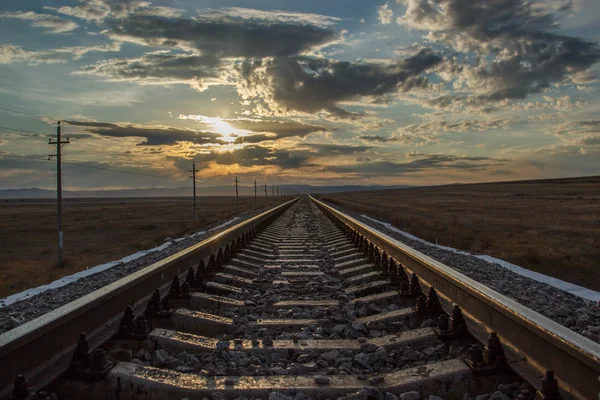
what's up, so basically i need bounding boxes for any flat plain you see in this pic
[0,196,289,298]
[317,176,600,291]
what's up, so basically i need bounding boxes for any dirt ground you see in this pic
[317,176,600,291]
[0,196,289,297]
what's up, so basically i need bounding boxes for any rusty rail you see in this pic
[0,197,300,399]
[311,196,600,400]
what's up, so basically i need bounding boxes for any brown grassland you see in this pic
[317,176,600,291]
[0,196,290,298]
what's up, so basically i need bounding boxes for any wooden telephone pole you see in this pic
[189,161,199,220]
[264,183,267,201]
[234,176,239,210]
[254,180,257,209]
[48,121,70,266]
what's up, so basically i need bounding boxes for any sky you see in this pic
[0,0,599,190]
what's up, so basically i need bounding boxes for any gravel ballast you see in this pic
[0,207,273,334]
[320,201,600,344]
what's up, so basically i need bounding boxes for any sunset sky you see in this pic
[1,0,599,190]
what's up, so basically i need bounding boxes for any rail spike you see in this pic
[119,305,152,339]
[146,288,173,318]
[185,266,196,288]
[426,286,441,313]
[224,244,232,263]
[541,371,563,400]
[410,273,422,297]
[168,275,182,298]
[195,260,206,285]
[373,248,382,271]
[435,304,467,339]
[216,248,224,271]
[466,332,508,375]
[206,254,216,278]
[388,260,399,286]
[381,252,389,277]
[119,305,136,336]
[69,332,115,380]
[11,375,29,400]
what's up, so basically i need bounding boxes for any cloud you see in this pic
[300,143,376,155]
[0,45,68,65]
[377,3,394,24]
[46,0,183,22]
[578,135,600,146]
[233,49,442,118]
[0,42,123,65]
[549,120,600,136]
[103,8,340,57]
[180,145,313,170]
[230,120,329,144]
[178,115,330,144]
[76,52,221,88]
[0,11,79,33]
[63,120,226,146]
[56,42,122,60]
[320,152,506,175]
[359,134,396,143]
[396,0,600,109]
[194,7,340,27]
[361,117,510,145]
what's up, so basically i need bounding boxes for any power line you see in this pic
[61,160,174,179]
[0,153,175,180]
[0,126,48,136]
[0,153,48,161]
[0,106,52,121]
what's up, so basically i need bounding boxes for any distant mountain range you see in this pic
[0,185,413,199]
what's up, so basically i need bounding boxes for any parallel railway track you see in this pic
[0,196,598,399]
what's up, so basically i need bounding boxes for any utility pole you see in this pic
[48,121,69,266]
[254,180,257,210]
[189,161,199,220]
[264,183,267,202]
[234,176,239,210]
[272,185,274,197]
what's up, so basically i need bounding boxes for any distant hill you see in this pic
[0,185,413,199]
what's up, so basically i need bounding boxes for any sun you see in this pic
[211,120,236,142]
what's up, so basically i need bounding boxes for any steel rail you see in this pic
[311,196,600,400]
[0,197,300,399]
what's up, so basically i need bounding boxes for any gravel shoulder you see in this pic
[0,207,271,334]
[321,201,600,344]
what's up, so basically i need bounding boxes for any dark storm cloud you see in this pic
[359,135,395,143]
[103,10,339,57]
[399,0,600,107]
[231,120,329,144]
[64,120,226,146]
[320,153,505,175]
[77,52,221,87]
[174,142,375,171]
[235,49,442,117]
[180,145,313,170]
[302,144,376,154]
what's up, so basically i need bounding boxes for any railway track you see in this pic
[1,196,599,400]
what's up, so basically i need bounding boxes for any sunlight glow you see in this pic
[211,120,237,142]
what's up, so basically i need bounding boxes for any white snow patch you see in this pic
[361,215,600,303]
[0,216,242,308]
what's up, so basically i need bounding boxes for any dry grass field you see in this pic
[0,196,289,298]
[317,176,600,291]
